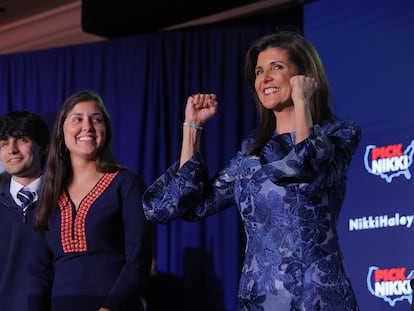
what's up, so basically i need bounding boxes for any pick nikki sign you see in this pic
[367,266,414,307]
[364,140,414,183]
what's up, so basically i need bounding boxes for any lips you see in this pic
[78,136,95,141]
[263,87,279,95]
[8,157,23,163]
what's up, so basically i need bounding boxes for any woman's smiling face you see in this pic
[254,47,298,111]
[63,100,106,161]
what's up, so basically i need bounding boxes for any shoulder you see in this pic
[318,119,361,154]
[320,119,361,139]
[0,172,10,194]
[240,137,254,154]
[337,119,361,133]
[115,169,146,189]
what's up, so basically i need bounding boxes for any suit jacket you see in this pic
[0,177,37,311]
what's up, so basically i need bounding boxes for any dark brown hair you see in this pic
[244,30,335,155]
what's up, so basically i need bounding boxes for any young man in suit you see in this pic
[0,110,50,311]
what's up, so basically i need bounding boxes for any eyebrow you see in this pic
[68,112,103,117]
[256,60,285,70]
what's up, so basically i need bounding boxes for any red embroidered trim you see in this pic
[59,172,119,253]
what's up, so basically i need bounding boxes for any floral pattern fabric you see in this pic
[143,120,361,311]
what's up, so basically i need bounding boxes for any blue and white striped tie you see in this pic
[17,188,35,223]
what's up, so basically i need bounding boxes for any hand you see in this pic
[184,93,218,126]
[290,75,317,104]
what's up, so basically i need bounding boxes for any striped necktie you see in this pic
[17,188,35,223]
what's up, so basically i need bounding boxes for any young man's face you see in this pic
[0,136,43,183]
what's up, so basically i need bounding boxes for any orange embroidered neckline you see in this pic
[59,172,119,253]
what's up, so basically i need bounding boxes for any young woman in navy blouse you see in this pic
[143,31,361,310]
[29,90,152,311]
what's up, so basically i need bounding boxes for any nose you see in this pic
[261,69,273,83]
[83,118,96,132]
[8,140,18,154]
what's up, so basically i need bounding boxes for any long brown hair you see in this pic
[244,30,335,156]
[34,90,123,231]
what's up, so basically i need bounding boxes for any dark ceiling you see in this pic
[0,0,301,38]
[0,0,78,26]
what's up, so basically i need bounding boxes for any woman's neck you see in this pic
[274,109,295,134]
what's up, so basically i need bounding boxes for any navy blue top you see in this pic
[143,120,362,311]
[0,178,37,311]
[29,169,152,311]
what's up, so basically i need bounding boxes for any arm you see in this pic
[297,120,362,191]
[28,231,53,311]
[290,75,317,144]
[179,93,218,167]
[264,120,361,191]
[143,93,235,223]
[143,151,237,223]
[102,172,152,310]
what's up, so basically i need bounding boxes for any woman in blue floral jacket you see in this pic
[143,31,361,311]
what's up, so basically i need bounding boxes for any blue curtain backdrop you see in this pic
[0,8,302,311]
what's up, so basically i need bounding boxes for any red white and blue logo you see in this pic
[364,140,414,183]
[367,266,414,307]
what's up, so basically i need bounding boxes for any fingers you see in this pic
[291,75,316,86]
[189,93,216,101]
[291,75,317,90]
[306,77,317,91]
[185,93,218,125]
[189,93,217,108]
[290,75,318,102]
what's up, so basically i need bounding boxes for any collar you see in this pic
[10,175,43,205]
